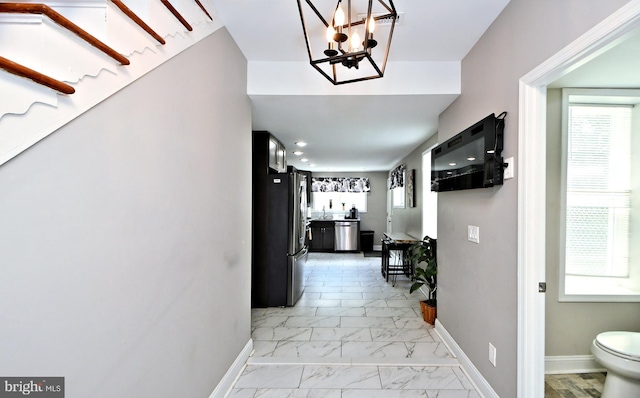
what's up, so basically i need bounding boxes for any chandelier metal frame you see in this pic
[297,0,397,85]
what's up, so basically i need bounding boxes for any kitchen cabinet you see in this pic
[254,131,286,174]
[310,221,334,252]
[268,135,286,173]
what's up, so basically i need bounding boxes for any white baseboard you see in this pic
[545,355,605,374]
[209,339,253,398]
[435,320,499,398]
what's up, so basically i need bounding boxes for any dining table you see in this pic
[381,232,419,285]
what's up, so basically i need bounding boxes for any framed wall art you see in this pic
[407,169,415,207]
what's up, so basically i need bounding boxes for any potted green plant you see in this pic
[408,236,437,324]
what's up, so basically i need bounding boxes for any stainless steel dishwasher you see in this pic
[335,221,358,251]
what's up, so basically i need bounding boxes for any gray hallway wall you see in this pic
[436,0,632,396]
[0,29,252,398]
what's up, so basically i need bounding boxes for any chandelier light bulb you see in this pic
[350,30,361,51]
[324,24,339,56]
[326,25,336,42]
[334,4,345,27]
[365,15,378,49]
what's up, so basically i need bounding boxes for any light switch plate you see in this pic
[504,157,514,180]
[489,343,497,367]
[468,225,479,244]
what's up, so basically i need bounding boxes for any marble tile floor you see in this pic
[228,252,481,398]
[544,372,605,398]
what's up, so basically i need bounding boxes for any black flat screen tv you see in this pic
[431,112,506,192]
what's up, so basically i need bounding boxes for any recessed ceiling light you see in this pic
[293,151,303,156]
[449,162,457,166]
[467,157,476,161]
[300,158,309,162]
[309,163,316,167]
[296,141,307,147]
[487,149,495,154]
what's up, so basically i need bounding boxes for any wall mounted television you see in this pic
[431,112,506,192]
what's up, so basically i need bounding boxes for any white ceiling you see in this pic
[211,0,511,171]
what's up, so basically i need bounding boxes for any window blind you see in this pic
[565,105,631,278]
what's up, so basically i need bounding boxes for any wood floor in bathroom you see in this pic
[545,372,605,398]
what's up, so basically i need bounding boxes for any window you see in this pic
[311,191,368,213]
[310,177,369,213]
[390,164,406,208]
[560,89,640,301]
[392,185,405,208]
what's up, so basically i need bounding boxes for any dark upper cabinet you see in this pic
[267,134,286,173]
[254,131,287,174]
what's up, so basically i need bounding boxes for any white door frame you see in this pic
[422,145,437,239]
[518,1,640,396]
[386,177,392,233]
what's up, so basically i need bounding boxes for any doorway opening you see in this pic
[518,2,640,396]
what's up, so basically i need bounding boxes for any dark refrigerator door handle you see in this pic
[289,171,308,255]
[287,245,308,306]
[289,172,300,255]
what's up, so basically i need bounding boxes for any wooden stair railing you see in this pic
[0,56,75,94]
[194,0,212,21]
[110,0,165,45]
[160,0,192,31]
[0,3,130,65]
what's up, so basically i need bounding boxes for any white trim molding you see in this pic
[435,320,499,398]
[517,1,640,397]
[545,355,605,375]
[517,79,548,398]
[208,339,253,398]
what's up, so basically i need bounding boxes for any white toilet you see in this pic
[591,331,640,398]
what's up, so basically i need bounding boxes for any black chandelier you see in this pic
[297,0,397,85]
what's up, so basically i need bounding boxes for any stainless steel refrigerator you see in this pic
[252,167,308,307]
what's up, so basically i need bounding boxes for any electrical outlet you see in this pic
[504,157,514,180]
[468,225,479,244]
[489,343,497,367]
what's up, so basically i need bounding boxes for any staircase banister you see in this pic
[110,0,166,45]
[0,2,130,65]
[193,0,212,21]
[160,0,192,31]
[0,55,75,94]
